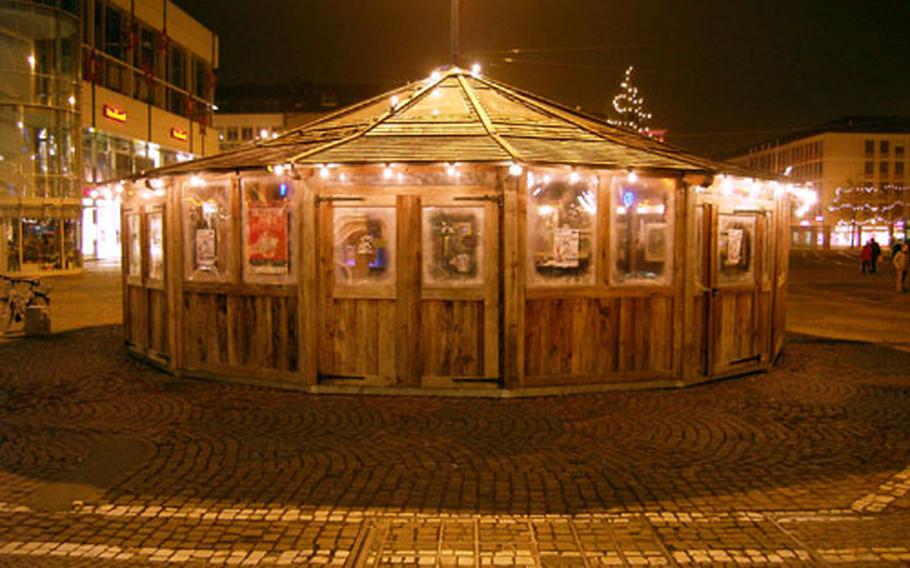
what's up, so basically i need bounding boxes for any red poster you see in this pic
[247,205,288,274]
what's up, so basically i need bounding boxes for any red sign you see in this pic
[170,127,188,141]
[102,104,127,123]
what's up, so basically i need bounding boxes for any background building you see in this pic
[1,1,82,274]
[212,82,387,152]
[80,0,219,261]
[1,0,219,274]
[728,117,910,248]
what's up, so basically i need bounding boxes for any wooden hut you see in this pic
[117,67,801,395]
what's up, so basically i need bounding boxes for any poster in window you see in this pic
[643,223,668,263]
[553,227,580,267]
[195,228,217,269]
[148,212,164,281]
[717,215,754,284]
[127,214,141,278]
[246,205,289,274]
[422,207,483,286]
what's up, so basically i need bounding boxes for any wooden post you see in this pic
[502,169,525,388]
[165,176,184,372]
[299,175,318,384]
[677,180,694,381]
[396,194,421,386]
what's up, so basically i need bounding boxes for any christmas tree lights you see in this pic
[608,66,653,133]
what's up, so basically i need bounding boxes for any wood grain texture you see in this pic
[420,300,485,377]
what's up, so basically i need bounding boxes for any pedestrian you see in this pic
[870,238,881,273]
[893,243,908,292]
[860,241,872,274]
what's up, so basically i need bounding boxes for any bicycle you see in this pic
[0,274,51,335]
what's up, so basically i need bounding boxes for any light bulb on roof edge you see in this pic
[569,171,580,184]
[471,63,481,76]
[627,170,638,183]
[508,163,523,177]
[430,70,441,81]
[319,165,329,179]
[446,163,457,177]
[390,95,399,108]
[383,165,393,179]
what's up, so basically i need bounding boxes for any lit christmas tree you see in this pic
[608,65,653,133]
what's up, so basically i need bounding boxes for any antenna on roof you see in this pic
[450,0,460,66]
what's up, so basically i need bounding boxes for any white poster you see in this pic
[195,228,217,269]
[725,228,744,266]
[553,227,580,267]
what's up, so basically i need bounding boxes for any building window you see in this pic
[896,146,905,159]
[896,162,905,178]
[241,127,253,141]
[865,161,874,176]
[865,140,874,156]
[880,162,889,176]
[226,127,238,141]
[880,140,890,155]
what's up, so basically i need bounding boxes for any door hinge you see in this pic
[453,194,503,208]
[315,195,365,204]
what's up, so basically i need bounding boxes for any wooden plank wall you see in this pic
[181,291,299,373]
[327,298,397,379]
[124,287,169,356]
[420,300,485,377]
[523,295,675,382]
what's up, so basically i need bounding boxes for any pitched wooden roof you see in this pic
[147,67,743,177]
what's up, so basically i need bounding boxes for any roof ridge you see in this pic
[456,74,519,162]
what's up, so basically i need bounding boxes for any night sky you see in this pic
[175,0,910,157]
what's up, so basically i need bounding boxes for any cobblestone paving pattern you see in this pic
[0,326,909,566]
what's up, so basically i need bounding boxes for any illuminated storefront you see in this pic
[0,1,82,274]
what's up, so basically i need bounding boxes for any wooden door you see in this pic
[317,194,400,385]
[706,207,767,376]
[419,195,500,387]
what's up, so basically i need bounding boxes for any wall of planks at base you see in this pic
[120,165,790,394]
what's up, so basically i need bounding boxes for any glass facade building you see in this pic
[0,1,82,273]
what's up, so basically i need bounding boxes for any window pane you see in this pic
[148,212,164,281]
[717,214,755,285]
[22,217,61,269]
[242,177,294,283]
[422,206,484,287]
[526,174,597,286]
[127,213,141,278]
[183,182,232,281]
[333,207,395,286]
[610,176,674,285]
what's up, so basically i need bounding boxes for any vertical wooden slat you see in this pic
[503,171,525,387]
[300,177,318,383]
[483,200,499,378]
[396,195,421,386]
[317,201,334,375]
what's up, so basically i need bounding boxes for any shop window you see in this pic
[21,218,61,270]
[64,218,81,269]
[241,177,295,283]
[422,206,484,287]
[5,219,20,272]
[526,175,597,286]
[717,214,755,285]
[147,211,164,282]
[241,127,253,141]
[610,177,674,285]
[332,207,396,286]
[183,181,232,281]
[126,213,141,279]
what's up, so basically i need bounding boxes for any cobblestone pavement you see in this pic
[0,257,909,566]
